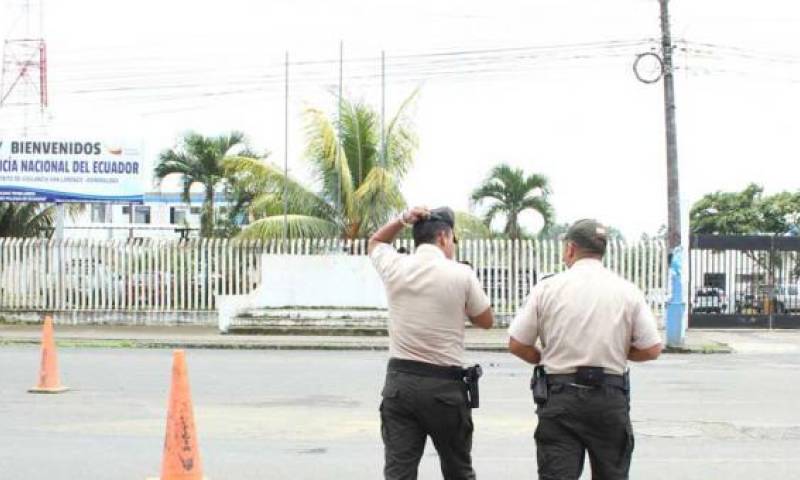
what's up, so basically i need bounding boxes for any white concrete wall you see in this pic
[254,254,387,309]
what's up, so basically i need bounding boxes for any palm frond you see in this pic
[520,197,555,228]
[215,131,247,157]
[470,181,507,205]
[353,166,406,236]
[383,89,420,176]
[340,100,379,188]
[524,173,551,195]
[0,202,54,237]
[304,107,355,215]
[224,156,335,220]
[481,203,507,228]
[154,150,194,183]
[237,214,339,240]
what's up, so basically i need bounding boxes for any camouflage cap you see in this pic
[565,218,608,254]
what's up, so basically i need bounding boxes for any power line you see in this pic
[8,37,798,122]
[43,41,652,103]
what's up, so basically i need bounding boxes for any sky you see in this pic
[0,0,798,239]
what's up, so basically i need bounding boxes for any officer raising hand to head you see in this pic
[508,219,662,480]
[369,206,494,480]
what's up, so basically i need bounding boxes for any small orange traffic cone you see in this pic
[28,315,69,394]
[150,350,205,480]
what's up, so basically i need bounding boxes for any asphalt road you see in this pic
[1,347,798,479]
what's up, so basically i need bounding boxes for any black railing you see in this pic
[689,235,800,329]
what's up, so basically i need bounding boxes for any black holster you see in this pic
[463,364,482,409]
[531,365,548,405]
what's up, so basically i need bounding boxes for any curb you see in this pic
[0,337,509,352]
[0,336,732,354]
[224,327,389,337]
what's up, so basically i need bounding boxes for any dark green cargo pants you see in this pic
[380,370,475,480]
[535,384,634,480]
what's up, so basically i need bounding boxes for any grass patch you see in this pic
[0,339,139,349]
[699,342,732,354]
[55,339,138,349]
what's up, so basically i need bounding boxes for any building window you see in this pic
[190,206,201,215]
[134,206,151,224]
[121,206,130,215]
[91,204,108,223]
[170,207,187,225]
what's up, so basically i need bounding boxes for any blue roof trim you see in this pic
[0,185,144,203]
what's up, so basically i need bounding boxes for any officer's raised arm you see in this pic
[368,206,429,254]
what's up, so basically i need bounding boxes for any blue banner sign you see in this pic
[0,139,146,203]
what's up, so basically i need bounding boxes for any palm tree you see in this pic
[0,202,84,237]
[154,131,249,237]
[471,164,554,240]
[231,93,418,240]
[0,202,55,237]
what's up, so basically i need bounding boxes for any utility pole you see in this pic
[380,51,385,167]
[660,0,681,251]
[282,51,289,250]
[337,41,343,221]
[659,0,686,347]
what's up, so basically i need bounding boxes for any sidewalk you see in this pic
[0,323,778,354]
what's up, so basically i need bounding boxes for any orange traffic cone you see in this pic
[28,315,69,394]
[150,350,205,480]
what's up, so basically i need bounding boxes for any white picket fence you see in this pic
[0,237,668,315]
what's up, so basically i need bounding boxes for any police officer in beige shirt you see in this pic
[369,206,494,480]
[508,219,662,480]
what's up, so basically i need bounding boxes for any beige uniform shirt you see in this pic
[508,258,661,375]
[370,243,491,366]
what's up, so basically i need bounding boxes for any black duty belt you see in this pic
[387,358,464,381]
[388,357,483,409]
[547,373,626,389]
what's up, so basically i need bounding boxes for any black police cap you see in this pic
[425,207,455,228]
[412,206,455,233]
[565,218,608,253]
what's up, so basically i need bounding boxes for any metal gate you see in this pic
[689,235,800,328]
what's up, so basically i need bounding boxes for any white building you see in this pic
[63,191,233,240]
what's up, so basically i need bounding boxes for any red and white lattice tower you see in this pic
[0,0,47,136]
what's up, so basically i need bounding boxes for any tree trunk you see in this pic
[202,185,215,238]
[508,213,519,241]
[507,214,520,310]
